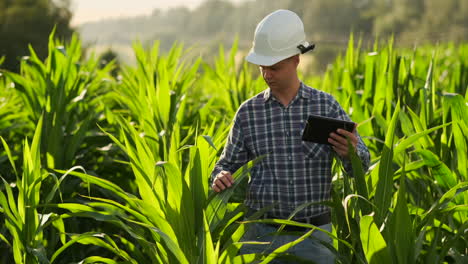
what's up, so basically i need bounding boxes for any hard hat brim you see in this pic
[245,51,298,66]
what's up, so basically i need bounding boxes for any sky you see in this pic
[71,0,246,25]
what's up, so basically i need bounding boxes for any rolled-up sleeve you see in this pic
[344,134,371,174]
[330,98,371,175]
[210,112,250,182]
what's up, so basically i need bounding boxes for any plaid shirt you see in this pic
[211,83,370,220]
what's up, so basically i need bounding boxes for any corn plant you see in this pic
[3,30,113,171]
[197,39,265,120]
[47,120,264,263]
[312,38,468,263]
[109,41,201,161]
[0,71,31,181]
[0,117,70,263]
[1,30,467,263]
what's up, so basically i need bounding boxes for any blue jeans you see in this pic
[239,222,335,264]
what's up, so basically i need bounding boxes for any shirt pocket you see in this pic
[302,141,330,160]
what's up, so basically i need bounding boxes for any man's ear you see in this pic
[293,54,300,66]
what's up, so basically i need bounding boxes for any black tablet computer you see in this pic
[302,114,355,145]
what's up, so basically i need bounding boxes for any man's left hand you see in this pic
[328,125,358,160]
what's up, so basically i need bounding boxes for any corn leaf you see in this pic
[374,101,400,226]
[360,215,392,264]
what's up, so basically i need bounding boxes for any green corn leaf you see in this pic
[217,207,248,262]
[413,224,428,262]
[394,123,451,154]
[50,215,66,245]
[374,101,400,226]
[418,182,468,228]
[393,160,425,177]
[11,222,25,263]
[197,210,217,264]
[360,215,392,264]
[341,193,374,244]
[187,147,206,235]
[76,235,135,262]
[438,221,468,262]
[1,137,18,176]
[452,120,467,181]
[392,157,414,264]
[415,150,457,190]
[29,245,48,264]
[259,228,317,264]
[348,139,371,215]
[117,236,147,263]
[241,217,354,256]
[0,232,11,247]
[406,106,434,149]
[437,182,468,209]
[78,256,120,264]
[399,109,416,137]
[206,155,265,232]
[54,168,132,202]
[0,177,20,225]
[202,135,218,151]
[54,203,98,213]
[50,232,132,264]
[232,253,262,264]
[362,52,376,105]
[143,224,189,264]
[157,161,196,258]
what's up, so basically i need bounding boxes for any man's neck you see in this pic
[271,79,301,107]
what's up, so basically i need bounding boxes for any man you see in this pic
[211,9,370,263]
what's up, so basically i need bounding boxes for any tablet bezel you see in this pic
[301,114,355,145]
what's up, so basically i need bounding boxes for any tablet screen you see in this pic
[301,115,355,145]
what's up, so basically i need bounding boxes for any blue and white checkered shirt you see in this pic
[211,83,370,220]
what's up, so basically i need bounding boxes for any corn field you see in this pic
[0,32,467,263]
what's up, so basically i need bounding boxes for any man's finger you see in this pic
[328,134,347,147]
[332,146,347,157]
[333,144,348,154]
[334,130,358,148]
[329,132,347,145]
[336,128,354,137]
[214,179,227,191]
[220,171,234,184]
[212,184,221,193]
[338,128,359,143]
[212,171,234,193]
[214,175,229,191]
[218,175,232,188]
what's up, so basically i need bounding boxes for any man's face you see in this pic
[259,55,299,90]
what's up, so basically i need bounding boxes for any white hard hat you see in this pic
[246,9,314,66]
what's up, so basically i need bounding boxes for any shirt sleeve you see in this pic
[210,111,250,183]
[329,97,371,175]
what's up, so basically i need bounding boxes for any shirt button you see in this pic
[288,155,292,160]
[289,180,293,185]
[286,131,290,136]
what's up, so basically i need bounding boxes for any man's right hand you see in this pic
[212,170,234,193]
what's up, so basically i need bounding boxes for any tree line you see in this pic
[1,0,467,72]
[0,0,73,71]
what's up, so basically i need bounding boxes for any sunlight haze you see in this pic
[71,0,247,25]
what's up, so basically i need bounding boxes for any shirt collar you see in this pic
[263,88,272,102]
[263,82,310,103]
